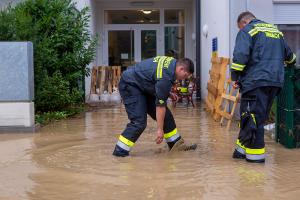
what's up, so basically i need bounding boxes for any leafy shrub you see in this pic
[0,0,97,113]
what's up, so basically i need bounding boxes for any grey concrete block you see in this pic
[0,42,34,101]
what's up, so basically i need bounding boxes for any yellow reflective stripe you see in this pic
[179,87,188,93]
[236,139,246,150]
[231,66,243,71]
[119,135,135,147]
[231,63,245,71]
[153,56,160,62]
[286,53,296,64]
[246,148,265,155]
[163,57,174,68]
[248,28,259,36]
[155,56,174,79]
[265,32,281,39]
[254,23,277,28]
[256,27,282,34]
[156,57,165,79]
[251,113,256,124]
[232,62,245,68]
[248,27,283,37]
[164,128,178,139]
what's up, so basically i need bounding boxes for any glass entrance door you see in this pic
[108,30,134,67]
[141,30,157,60]
[106,27,160,67]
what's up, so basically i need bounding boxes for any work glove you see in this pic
[238,111,257,146]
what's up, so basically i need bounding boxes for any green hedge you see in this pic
[0,0,97,113]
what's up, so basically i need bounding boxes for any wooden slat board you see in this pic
[205,55,230,120]
[89,66,122,97]
[218,79,240,130]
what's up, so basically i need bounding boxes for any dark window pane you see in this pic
[105,10,160,24]
[108,30,134,67]
[141,30,157,60]
[278,25,300,65]
[165,27,185,59]
[164,9,185,24]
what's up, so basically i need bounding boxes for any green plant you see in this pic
[0,0,97,113]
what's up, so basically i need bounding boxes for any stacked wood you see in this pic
[89,66,121,96]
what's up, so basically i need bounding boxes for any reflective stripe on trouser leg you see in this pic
[164,128,180,142]
[246,148,265,161]
[116,135,135,152]
[235,139,246,155]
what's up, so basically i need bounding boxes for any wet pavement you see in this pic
[1,103,300,200]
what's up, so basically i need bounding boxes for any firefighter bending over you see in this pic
[113,56,197,157]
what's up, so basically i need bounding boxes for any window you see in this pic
[165,27,185,59]
[278,25,300,65]
[105,10,160,24]
[141,30,157,59]
[164,9,185,24]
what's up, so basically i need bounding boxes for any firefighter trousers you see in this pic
[114,78,180,154]
[235,86,280,162]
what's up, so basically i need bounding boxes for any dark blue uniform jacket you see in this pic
[231,19,296,93]
[121,56,176,106]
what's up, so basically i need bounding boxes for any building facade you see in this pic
[78,0,300,99]
[2,0,300,100]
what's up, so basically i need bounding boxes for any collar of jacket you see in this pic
[242,19,262,32]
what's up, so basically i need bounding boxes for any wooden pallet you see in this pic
[205,56,229,120]
[219,79,240,130]
[89,66,121,96]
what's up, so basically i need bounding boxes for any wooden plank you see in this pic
[205,98,215,113]
[213,57,229,120]
[109,66,114,94]
[207,82,218,97]
[218,110,233,119]
[90,66,98,94]
[209,71,220,80]
[219,78,240,130]
[221,94,237,101]
[99,66,106,94]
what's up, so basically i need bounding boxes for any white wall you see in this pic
[200,0,230,98]
[74,0,97,100]
[0,103,34,127]
[246,0,274,24]
[0,0,23,9]
[229,0,275,57]
[229,0,246,57]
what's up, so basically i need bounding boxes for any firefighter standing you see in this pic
[231,12,296,163]
[113,56,197,157]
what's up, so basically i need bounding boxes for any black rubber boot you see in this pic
[112,145,129,157]
[232,149,246,159]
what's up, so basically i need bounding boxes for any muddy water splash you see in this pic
[1,103,300,200]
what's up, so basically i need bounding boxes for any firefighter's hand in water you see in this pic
[155,129,164,144]
[169,92,179,102]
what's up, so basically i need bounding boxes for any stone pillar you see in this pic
[0,42,35,130]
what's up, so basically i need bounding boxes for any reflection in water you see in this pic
[1,103,300,199]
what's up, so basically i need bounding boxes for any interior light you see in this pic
[142,10,152,15]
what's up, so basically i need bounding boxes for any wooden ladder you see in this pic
[219,79,240,130]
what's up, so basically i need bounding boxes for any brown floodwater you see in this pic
[1,102,300,200]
